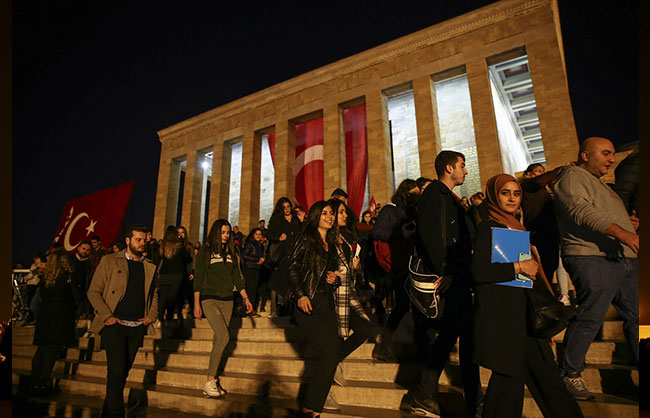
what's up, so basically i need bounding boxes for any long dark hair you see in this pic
[245,227,263,246]
[301,200,336,252]
[270,197,292,224]
[204,219,238,265]
[331,198,357,241]
[161,225,182,259]
[177,225,192,248]
[391,178,418,208]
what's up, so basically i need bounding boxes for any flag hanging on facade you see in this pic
[295,118,324,210]
[344,104,368,216]
[52,181,135,253]
[367,195,377,213]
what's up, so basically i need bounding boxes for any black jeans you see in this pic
[243,266,261,311]
[157,273,183,321]
[100,324,146,418]
[483,336,583,418]
[31,344,59,385]
[418,281,479,412]
[295,291,371,413]
[385,277,410,331]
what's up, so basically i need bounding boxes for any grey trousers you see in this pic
[202,299,233,377]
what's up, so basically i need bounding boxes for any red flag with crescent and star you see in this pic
[294,118,324,210]
[52,181,134,253]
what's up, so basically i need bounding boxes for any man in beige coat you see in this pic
[87,224,158,418]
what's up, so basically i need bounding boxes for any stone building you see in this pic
[153,0,578,243]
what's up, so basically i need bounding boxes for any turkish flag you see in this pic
[344,104,368,216]
[295,118,324,210]
[366,195,377,213]
[52,181,135,253]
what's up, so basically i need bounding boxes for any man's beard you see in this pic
[76,253,89,261]
[129,243,144,257]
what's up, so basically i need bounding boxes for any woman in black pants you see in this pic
[30,247,82,395]
[472,174,583,418]
[157,225,192,323]
[241,228,265,316]
[289,200,371,417]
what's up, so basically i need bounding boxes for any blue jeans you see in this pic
[561,256,638,374]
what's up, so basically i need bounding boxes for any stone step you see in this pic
[60,344,637,398]
[12,391,219,418]
[12,317,626,337]
[12,369,638,418]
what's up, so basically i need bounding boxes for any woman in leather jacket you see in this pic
[288,199,370,417]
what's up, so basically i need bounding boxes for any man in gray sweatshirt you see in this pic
[553,137,639,401]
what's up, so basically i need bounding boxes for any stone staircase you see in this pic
[12,309,638,417]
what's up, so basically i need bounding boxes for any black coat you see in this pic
[471,220,554,378]
[287,235,333,301]
[417,180,473,282]
[33,271,82,347]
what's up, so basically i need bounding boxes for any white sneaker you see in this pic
[323,389,341,411]
[202,379,225,398]
[333,364,346,386]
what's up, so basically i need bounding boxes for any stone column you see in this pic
[209,139,231,228]
[180,151,206,244]
[323,104,345,196]
[238,130,262,234]
[365,90,393,204]
[153,151,182,239]
[466,59,502,189]
[413,75,440,180]
[273,119,296,202]
[526,39,579,168]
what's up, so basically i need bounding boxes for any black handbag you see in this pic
[268,255,293,301]
[404,195,447,320]
[526,282,575,338]
[405,253,445,319]
[264,241,286,270]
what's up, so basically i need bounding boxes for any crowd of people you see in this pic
[14,137,639,418]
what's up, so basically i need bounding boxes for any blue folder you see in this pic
[490,227,533,288]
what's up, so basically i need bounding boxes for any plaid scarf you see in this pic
[334,238,370,338]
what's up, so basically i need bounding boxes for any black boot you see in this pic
[372,328,399,362]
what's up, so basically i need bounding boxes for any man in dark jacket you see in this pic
[405,151,480,417]
[71,240,93,318]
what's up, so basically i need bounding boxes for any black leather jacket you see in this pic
[287,235,330,301]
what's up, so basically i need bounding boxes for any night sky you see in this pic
[12,0,638,265]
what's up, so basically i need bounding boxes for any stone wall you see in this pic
[153,0,578,240]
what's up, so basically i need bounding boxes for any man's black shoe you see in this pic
[404,390,441,417]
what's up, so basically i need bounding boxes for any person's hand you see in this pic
[244,298,254,314]
[518,259,539,278]
[193,304,203,319]
[257,258,265,265]
[630,210,639,231]
[326,271,337,284]
[619,229,639,254]
[434,275,453,294]
[139,317,153,326]
[279,233,287,241]
[352,255,360,270]
[297,296,312,314]
[104,316,118,326]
